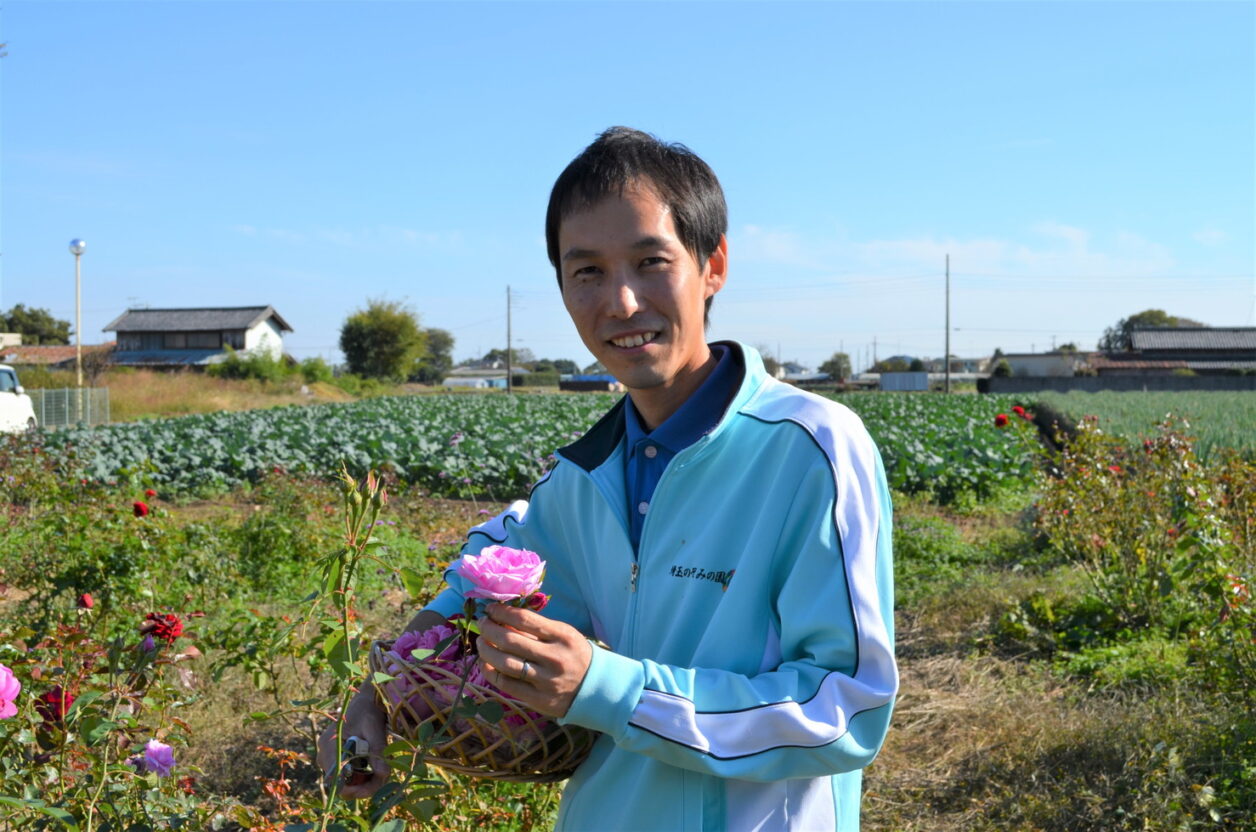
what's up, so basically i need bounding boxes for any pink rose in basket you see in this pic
[455,545,546,604]
[382,623,467,723]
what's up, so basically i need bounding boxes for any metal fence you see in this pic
[29,387,111,428]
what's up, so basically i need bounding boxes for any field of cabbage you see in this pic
[40,391,1034,502]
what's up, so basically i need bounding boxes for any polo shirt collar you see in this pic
[623,343,736,454]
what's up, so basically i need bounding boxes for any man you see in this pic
[319,127,897,830]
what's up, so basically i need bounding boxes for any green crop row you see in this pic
[1037,391,1256,460]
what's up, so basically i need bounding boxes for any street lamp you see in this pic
[68,239,86,387]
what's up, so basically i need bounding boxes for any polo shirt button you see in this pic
[643,445,658,459]
[638,501,649,515]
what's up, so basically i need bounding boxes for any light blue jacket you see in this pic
[429,343,897,831]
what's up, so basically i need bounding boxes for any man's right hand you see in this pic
[316,690,390,799]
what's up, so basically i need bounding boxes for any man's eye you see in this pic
[640,257,668,269]
[570,266,600,279]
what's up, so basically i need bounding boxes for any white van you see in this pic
[0,365,37,432]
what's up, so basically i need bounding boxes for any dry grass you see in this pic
[864,582,1248,832]
[104,369,320,421]
[21,367,364,422]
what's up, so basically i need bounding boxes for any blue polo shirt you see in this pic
[623,343,739,549]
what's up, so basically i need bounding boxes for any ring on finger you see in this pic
[520,660,532,681]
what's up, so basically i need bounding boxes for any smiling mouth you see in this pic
[608,332,659,349]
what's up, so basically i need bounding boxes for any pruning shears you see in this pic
[332,735,374,788]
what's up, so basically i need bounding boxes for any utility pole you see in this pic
[872,337,877,368]
[944,253,951,394]
[506,285,513,395]
[69,239,87,388]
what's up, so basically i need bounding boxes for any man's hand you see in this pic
[476,603,593,718]
[316,690,389,799]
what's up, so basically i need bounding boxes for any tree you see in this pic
[2,304,71,345]
[548,358,580,375]
[339,299,427,380]
[753,344,782,377]
[871,358,909,373]
[992,359,1012,377]
[480,347,535,367]
[818,352,852,380]
[411,327,454,384]
[582,360,607,374]
[1098,309,1207,352]
[908,358,926,372]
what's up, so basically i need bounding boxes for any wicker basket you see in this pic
[369,639,597,782]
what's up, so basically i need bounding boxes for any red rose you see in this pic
[1012,405,1026,417]
[525,592,551,612]
[77,593,94,609]
[143,612,184,645]
[994,413,1009,428]
[144,489,157,499]
[132,501,149,518]
[1108,465,1121,474]
[36,686,74,723]
[177,776,196,794]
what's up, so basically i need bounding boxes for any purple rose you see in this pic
[455,545,546,603]
[131,739,176,776]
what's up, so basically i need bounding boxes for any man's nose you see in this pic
[607,269,642,318]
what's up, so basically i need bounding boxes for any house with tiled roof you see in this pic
[103,306,293,369]
[1095,327,1256,376]
[0,341,116,368]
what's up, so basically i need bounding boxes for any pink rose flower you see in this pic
[0,664,20,719]
[393,623,462,665]
[455,545,546,603]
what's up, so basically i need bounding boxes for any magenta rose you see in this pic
[0,663,20,719]
[455,545,546,603]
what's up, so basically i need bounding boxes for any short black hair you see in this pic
[546,127,727,321]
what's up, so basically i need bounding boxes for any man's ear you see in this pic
[703,235,729,298]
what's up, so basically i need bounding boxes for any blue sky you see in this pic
[2,1,1252,371]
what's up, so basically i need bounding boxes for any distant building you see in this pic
[926,356,989,373]
[559,374,625,392]
[1001,351,1086,377]
[103,306,293,369]
[1092,327,1256,376]
[443,376,507,389]
[0,342,115,369]
[879,371,928,392]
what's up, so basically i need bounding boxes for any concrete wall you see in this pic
[1005,354,1084,377]
[983,375,1256,393]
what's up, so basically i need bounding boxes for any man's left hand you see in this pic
[475,603,592,718]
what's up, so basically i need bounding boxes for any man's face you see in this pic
[558,185,727,398]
